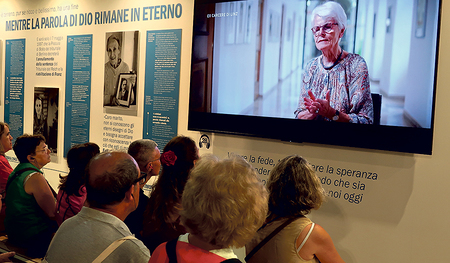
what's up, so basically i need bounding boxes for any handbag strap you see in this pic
[166,238,178,263]
[245,217,299,262]
[92,235,136,263]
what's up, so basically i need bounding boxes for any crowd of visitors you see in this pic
[0,130,343,263]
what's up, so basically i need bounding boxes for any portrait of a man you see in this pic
[103,31,139,116]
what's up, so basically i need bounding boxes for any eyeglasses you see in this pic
[311,22,338,35]
[36,144,48,153]
[135,172,148,185]
[149,157,160,163]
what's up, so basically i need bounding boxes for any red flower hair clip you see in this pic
[161,150,177,166]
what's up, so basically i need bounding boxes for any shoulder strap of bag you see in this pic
[92,235,137,263]
[166,238,178,263]
[244,217,299,262]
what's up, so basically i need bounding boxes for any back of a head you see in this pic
[155,135,198,197]
[181,154,268,249]
[67,142,100,171]
[160,135,198,176]
[145,135,198,226]
[60,142,100,195]
[86,151,139,209]
[13,134,45,163]
[267,155,326,217]
[128,139,158,169]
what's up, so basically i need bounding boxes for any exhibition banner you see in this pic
[143,29,182,148]
[4,39,25,142]
[64,35,92,156]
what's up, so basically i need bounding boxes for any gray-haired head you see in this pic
[128,139,158,171]
[311,1,347,30]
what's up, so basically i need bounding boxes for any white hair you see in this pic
[311,1,347,30]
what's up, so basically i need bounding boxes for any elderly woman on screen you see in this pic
[295,1,373,124]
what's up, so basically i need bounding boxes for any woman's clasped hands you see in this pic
[304,90,334,119]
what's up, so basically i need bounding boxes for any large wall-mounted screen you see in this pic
[188,0,441,154]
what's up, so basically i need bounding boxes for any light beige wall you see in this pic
[190,2,450,262]
[1,0,449,262]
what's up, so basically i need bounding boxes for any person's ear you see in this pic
[339,28,345,38]
[125,184,135,201]
[146,162,153,173]
[27,155,35,163]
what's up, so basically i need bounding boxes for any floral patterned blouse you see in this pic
[295,53,374,124]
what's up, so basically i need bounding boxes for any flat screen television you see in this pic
[188,0,441,155]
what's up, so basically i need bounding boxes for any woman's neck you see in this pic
[322,47,342,66]
[31,162,43,170]
[266,213,280,223]
[188,234,223,251]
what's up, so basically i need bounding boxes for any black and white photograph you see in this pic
[104,30,139,116]
[34,87,59,154]
[116,73,136,107]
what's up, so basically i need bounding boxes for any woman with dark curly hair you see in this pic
[55,142,100,226]
[245,155,345,263]
[142,135,199,253]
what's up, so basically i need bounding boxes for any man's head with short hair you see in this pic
[106,35,122,67]
[86,151,140,215]
[128,139,160,187]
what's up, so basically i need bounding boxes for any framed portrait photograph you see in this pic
[104,30,139,116]
[116,73,136,107]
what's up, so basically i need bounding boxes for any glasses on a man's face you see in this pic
[311,22,338,35]
[135,172,148,185]
[149,156,160,163]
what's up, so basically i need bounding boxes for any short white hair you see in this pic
[311,1,347,30]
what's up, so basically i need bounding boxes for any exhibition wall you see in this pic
[1,0,450,262]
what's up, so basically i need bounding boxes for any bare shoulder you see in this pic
[24,172,47,194]
[298,223,346,263]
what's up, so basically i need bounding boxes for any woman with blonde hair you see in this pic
[149,154,268,262]
[245,155,345,263]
